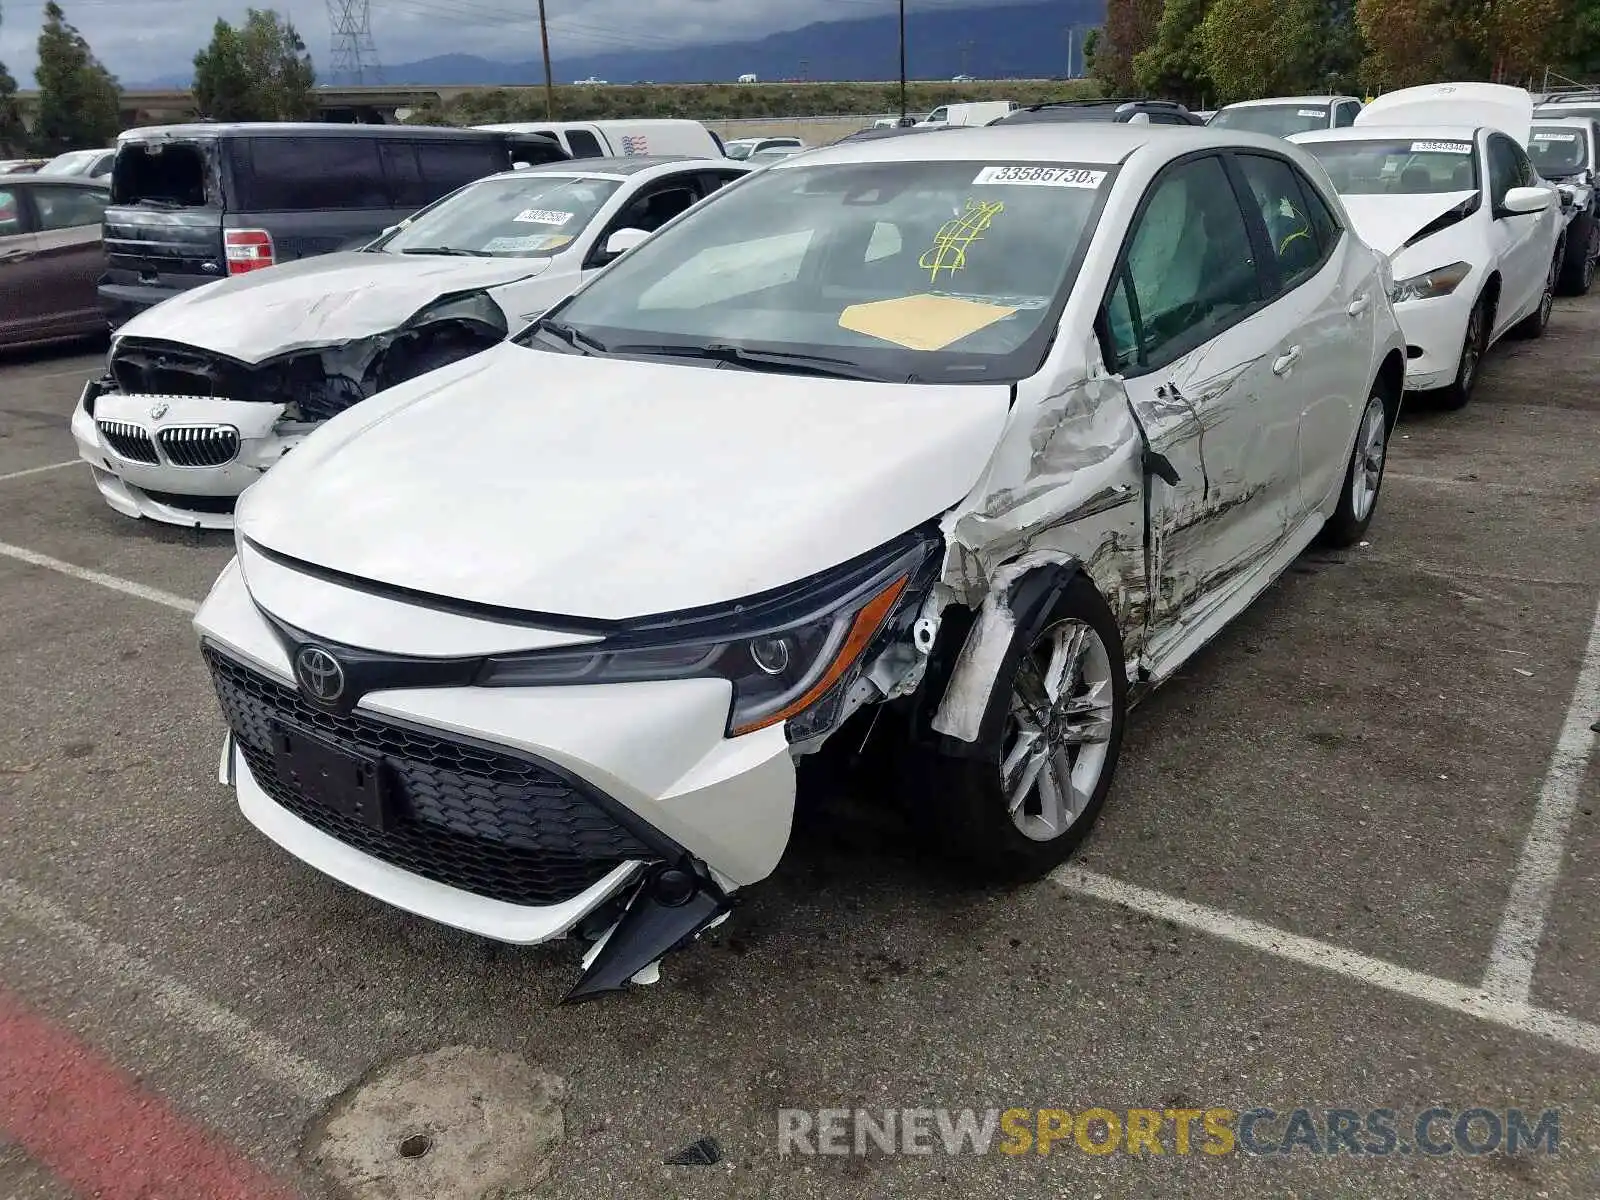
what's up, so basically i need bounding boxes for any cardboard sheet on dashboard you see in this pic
[838,293,1016,351]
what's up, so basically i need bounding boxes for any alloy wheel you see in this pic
[1000,619,1116,842]
[1350,395,1386,522]
[1460,305,1483,392]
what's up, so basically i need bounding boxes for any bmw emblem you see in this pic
[294,646,345,704]
[149,401,169,419]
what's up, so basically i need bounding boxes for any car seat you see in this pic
[1401,165,1433,191]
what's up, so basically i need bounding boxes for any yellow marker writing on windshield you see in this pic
[920,198,1005,282]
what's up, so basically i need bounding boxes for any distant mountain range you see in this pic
[130,2,1104,89]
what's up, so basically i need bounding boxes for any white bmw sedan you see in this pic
[71,157,750,529]
[194,125,1406,1000]
[1293,106,1564,409]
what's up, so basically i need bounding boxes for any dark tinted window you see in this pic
[111,142,212,207]
[1235,154,1327,290]
[1334,101,1359,128]
[565,130,604,158]
[411,140,512,196]
[31,184,108,230]
[1113,155,1261,370]
[1487,134,1521,204]
[378,141,428,208]
[232,137,388,210]
[1147,112,1191,125]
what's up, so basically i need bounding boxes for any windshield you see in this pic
[374,173,622,257]
[1302,139,1479,194]
[1210,104,1330,137]
[527,157,1112,382]
[1528,126,1589,176]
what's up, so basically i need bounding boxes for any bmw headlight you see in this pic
[479,533,938,738]
[1390,261,1472,305]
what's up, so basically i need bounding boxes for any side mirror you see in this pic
[1558,185,1577,207]
[603,227,650,258]
[1500,185,1553,216]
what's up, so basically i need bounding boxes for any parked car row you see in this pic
[20,86,1584,1000]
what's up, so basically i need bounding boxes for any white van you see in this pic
[918,100,1016,127]
[473,119,722,161]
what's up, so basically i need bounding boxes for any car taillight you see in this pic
[224,229,274,275]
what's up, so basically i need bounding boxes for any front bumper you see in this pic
[193,556,798,947]
[1393,287,1477,392]
[71,380,310,530]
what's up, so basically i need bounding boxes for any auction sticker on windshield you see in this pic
[972,165,1106,188]
[1410,141,1473,155]
[1298,109,1325,117]
[513,209,575,225]
[1533,132,1580,141]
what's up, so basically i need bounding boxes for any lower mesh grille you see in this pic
[203,646,655,906]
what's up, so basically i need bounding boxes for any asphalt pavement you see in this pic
[0,300,1595,1199]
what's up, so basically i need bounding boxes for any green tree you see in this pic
[193,9,315,121]
[1133,0,1216,105]
[1201,0,1322,103]
[33,1,121,153]
[0,61,25,156]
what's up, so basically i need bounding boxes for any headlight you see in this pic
[479,534,938,738]
[1390,261,1472,304]
[406,290,507,335]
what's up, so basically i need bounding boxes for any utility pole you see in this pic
[800,57,810,82]
[537,0,555,119]
[898,0,908,124]
[960,40,972,79]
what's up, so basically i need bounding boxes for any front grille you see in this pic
[203,646,655,907]
[96,419,159,463]
[157,425,240,467]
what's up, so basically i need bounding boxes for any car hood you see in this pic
[237,343,1013,620]
[112,252,555,363]
[1339,190,1479,257]
[1356,82,1532,144]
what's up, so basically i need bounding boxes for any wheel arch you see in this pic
[1374,347,1405,431]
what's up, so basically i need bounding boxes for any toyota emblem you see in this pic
[294,646,345,704]
[149,401,169,419]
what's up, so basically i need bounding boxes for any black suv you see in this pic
[99,123,568,326]
[990,99,1207,126]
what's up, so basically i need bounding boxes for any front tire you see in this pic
[919,573,1127,881]
[1322,390,1389,548]
[1439,294,1487,410]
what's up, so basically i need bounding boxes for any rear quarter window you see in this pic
[230,137,388,210]
[565,130,604,158]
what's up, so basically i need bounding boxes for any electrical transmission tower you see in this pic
[327,0,382,84]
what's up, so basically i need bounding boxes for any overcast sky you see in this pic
[0,0,975,84]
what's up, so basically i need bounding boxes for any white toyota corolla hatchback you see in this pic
[195,125,1407,999]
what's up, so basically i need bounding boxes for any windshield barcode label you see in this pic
[972,165,1106,188]
[1410,141,1473,154]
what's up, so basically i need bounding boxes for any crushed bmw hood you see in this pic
[237,343,1013,620]
[113,252,553,363]
[1340,191,1478,257]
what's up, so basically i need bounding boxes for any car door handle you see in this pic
[1272,347,1302,375]
[1347,293,1370,316]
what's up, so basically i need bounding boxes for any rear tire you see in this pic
[916,572,1127,882]
[1438,294,1487,410]
[1511,239,1561,339]
[1557,210,1598,295]
[1321,390,1389,548]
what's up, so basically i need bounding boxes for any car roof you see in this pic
[1293,125,1482,145]
[1221,96,1356,109]
[1532,115,1599,128]
[791,122,1287,169]
[118,123,518,141]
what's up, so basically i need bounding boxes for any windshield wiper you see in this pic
[399,246,493,257]
[533,318,610,355]
[612,341,898,381]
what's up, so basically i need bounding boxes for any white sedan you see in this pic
[194,124,1405,999]
[1292,122,1562,408]
[71,156,751,528]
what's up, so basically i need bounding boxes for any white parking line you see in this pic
[1053,866,1600,1056]
[0,878,341,1098]
[0,542,198,614]
[0,460,79,484]
[1482,588,1600,1003]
